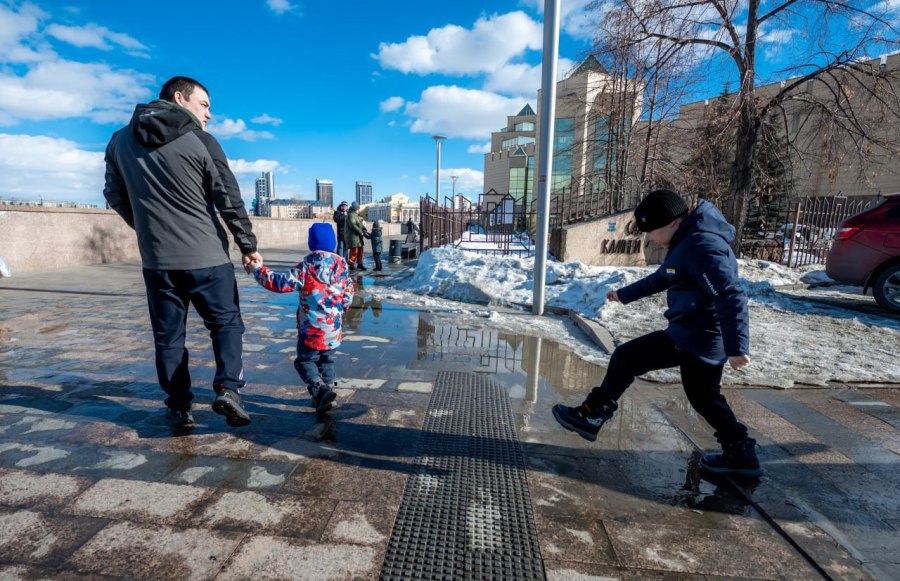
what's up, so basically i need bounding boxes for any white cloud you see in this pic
[419,175,429,184]
[251,113,283,126]
[467,142,491,154]
[45,23,147,53]
[405,85,529,139]
[0,2,53,63]
[387,120,396,127]
[374,11,542,75]
[228,158,281,174]
[484,57,576,96]
[438,167,483,191]
[380,96,405,112]
[267,0,298,15]
[0,60,154,125]
[0,133,104,203]
[208,118,274,141]
[521,0,597,39]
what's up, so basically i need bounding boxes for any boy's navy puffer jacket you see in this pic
[616,200,750,365]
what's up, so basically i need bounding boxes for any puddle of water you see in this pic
[328,280,607,402]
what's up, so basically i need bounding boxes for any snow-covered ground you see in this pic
[368,247,900,388]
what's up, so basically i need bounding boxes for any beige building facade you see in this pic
[634,53,900,199]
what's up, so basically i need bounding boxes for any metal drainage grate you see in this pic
[380,371,545,580]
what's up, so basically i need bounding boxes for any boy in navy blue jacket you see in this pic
[553,189,761,477]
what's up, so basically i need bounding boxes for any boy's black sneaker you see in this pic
[165,408,195,429]
[313,386,336,416]
[700,438,763,477]
[552,403,613,442]
[212,388,251,427]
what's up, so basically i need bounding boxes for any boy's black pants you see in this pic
[372,251,382,270]
[143,263,245,411]
[585,330,749,445]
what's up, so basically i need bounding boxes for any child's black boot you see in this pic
[552,400,616,442]
[700,438,763,477]
[310,380,336,415]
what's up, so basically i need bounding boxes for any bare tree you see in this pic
[588,0,900,251]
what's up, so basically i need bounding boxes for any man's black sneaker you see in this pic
[552,403,613,442]
[313,386,336,416]
[212,388,251,427]
[700,438,763,477]
[165,408,195,429]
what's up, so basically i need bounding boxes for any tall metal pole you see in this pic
[432,135,446,202]
[532,0,560,316]
[451,175,458,203]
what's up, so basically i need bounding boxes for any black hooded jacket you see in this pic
[104,99,257,270]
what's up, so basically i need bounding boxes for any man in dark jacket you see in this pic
[104,76,259,430]
[553,189,761,477]
[333,201,349,259]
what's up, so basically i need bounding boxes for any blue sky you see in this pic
[0,0,598,207]
[1,0,895,208]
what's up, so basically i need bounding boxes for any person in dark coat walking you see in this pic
[363,220,384,271]
[333,201,349,259]
[552,189,761,477]
[104,76,259,431]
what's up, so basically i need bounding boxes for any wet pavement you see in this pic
[0,249,898,580]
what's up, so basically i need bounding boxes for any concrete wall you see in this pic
[550,209,665,266]
[0,206,401,274]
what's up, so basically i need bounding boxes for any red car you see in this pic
[826,193,900,313]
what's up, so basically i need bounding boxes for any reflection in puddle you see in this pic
[416,314,606,399]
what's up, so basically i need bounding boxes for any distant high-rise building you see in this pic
[355,181,373,205]
[255,171,275,216]
[316,179,334,207]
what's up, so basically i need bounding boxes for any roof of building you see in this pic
[571,55,607,77]
[517,104,535,116]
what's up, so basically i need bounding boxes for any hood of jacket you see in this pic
[670,199,735,249]
[130,99,200,148]
[299,250,343,285]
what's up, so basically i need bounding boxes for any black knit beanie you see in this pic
[634,189,689,232]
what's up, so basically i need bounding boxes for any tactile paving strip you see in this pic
[380,371,545,580]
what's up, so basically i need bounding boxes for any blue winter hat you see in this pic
[308,222,337,253]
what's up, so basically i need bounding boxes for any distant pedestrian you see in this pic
[406,218,419,243]
[251,223,354,415]
[345,201,366,271]
[363,220,384,271]
[104,75,259,431]
[333,201,349,259]
[552,189,761,477]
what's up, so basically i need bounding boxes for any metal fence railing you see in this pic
[419,180,643,257]
[419,192,537,257]
[742,195,879,267]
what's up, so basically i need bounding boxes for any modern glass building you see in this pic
[355,181,373,205]
[315,178,334,208]
[483,56,642,208]
[254,171,274,217]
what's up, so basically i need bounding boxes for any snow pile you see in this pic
[377,247,900,388]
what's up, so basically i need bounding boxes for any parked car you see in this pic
[825,193,900,313]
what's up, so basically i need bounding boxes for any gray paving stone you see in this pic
[218,536,380,580]
[0,509,107,568]
[0,469,93,510]
[603,521,816,578]
[65,521,242,580]
[65,478,211,525]
[194,489,335,539]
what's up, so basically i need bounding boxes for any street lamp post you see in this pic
[432,135,447,202]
